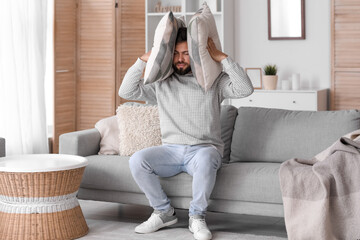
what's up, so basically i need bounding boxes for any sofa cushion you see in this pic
[230,107,360,163]
[81,156,282,204]
[144,12,185,84]
[220,105,238,163]
[80,155,141,193]
[212,162,282,204]
[187,2,222,91]
[81,155,193,197]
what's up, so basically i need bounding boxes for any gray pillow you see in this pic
[220,105,238,163]
[144,12,185,85]
[230,107,360,163]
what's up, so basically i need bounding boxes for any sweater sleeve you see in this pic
[118,58,157,103]
[218,57,254,101]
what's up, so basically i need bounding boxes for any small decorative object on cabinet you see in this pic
[146,0,234,57]
[281,80,291,90]
[263,64,278,90]
[245,68,262,89]
[292,73,300,90]
[230,89,328,111]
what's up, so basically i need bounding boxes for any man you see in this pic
[119,28,253,240]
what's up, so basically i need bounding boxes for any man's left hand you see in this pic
[207,38,228,62]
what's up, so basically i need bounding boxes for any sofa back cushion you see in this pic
[230,107,360,163]
[220,105,238,163]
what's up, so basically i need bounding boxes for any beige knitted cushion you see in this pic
[116,103,162,156]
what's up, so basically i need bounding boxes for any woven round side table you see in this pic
[0,154,89,240]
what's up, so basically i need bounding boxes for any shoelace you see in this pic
[192,218,208,232]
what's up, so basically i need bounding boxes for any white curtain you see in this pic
[0,0,49,155]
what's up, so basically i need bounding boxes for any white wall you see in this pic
[234,0,331,90]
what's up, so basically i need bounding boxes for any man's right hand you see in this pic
[140,50,152,62]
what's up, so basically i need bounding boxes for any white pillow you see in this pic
[144,12,185,84]
[187,2,223,91]
[95,116,120,155]
[116,103,162,156]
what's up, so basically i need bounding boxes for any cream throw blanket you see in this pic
[279,130,360,240]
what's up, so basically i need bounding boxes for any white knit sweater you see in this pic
[119,57,254,156]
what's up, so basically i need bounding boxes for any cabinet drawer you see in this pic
[231,92,318,111]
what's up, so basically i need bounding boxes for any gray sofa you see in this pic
[0,138,5,157]
[59,106,360,217]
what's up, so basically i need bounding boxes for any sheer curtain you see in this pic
[0,0,49,155]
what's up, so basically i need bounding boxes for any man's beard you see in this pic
[173,62,191,75]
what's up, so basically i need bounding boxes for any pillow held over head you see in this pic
[187,2,223,91]
[116,103,162,156]
[144,12,185,84]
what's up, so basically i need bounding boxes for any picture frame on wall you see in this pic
[245,68,262,89]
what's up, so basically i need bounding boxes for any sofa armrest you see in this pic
[59,129,101,157]
[0,138,5,157]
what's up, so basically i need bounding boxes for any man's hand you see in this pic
[140,50,152,62]
[207,38,228,62]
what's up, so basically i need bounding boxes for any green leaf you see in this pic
[263,64,277,75]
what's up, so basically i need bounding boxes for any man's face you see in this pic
[172,41,191,75]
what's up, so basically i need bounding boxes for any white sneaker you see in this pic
[135,207,178,234]
[189,216,212,240]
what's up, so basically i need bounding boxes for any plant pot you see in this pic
[263,75,278,90]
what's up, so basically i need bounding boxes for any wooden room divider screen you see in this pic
[331,0,360,110]
[54,0,145,153]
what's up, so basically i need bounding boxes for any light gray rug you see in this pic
[78,200,288,240]
[80,219,286,240]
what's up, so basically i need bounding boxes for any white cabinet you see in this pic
[145,0,234,57]
[230,89,329,111]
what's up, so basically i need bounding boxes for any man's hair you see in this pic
[176,27,187,44]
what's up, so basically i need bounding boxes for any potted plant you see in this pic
[263,64,278,90]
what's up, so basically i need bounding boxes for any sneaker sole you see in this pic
[135,218,178,234]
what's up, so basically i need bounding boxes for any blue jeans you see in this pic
[129,144,222,216]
